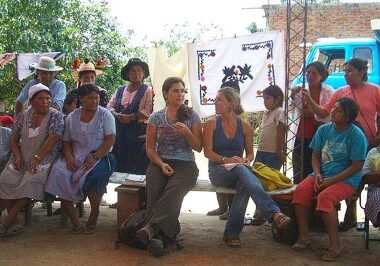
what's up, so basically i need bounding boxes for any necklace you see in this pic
[164,108,176,128]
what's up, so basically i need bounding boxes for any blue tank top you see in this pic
[209,116,244,168]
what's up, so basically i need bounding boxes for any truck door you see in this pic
[316,48,346,90]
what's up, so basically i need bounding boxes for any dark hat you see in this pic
[121,58,150,81]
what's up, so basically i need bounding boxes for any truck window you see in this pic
[353,48,373,71]
[314,48,345,73]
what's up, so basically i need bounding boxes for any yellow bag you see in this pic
[252,162,293,191]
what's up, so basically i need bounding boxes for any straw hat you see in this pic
[76,61,103,76]
[29,56,63,72]
[121,58,149,81]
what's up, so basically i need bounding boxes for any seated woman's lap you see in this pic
[209,164,238,188]
[293,176,356,213]
[82,153,116,196]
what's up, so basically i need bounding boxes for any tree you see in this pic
[247,22,263,34]
[280,0,340,3]
[0,0,143,110]
[157,22,223,57]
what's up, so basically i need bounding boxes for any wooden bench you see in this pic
[110,172,296,230]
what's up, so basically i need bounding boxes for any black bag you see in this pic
[115,210,147,250]
[271,198,298,245]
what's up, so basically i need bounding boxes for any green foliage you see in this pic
[0,0,144,110]
[157,22,223,57]
[247,22,263,34]
[280,0,340,3]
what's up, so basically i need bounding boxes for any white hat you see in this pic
[30,56,63,72]
[73,61,103,80]
[28,83,51,100]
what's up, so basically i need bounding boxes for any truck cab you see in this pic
[292,38,380,89]
[291,20,380,89]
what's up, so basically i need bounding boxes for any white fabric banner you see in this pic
[188,31,285,118]
[16,52,66,81]
[147,46,189,111]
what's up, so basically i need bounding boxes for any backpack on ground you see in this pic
[115,210,147,250]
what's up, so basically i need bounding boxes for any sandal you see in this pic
[338,221,356,232]
[292,240,311,251]
[321,250,340,261]
[0,224,24,237]
[207,208,227,216]
[273,212,291,230]
[71,224,86,234]
[223,235,241,248]
[84,225,96,234]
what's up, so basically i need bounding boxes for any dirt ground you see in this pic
[0,198,379,266]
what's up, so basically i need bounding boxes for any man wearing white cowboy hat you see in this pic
[15,56,66,116]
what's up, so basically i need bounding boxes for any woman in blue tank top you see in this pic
[203,87,291,247]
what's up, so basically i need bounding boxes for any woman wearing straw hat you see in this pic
[107,58,153,174]
[0,83,64,237]
[15,56,66,116]
[72,58,109,108]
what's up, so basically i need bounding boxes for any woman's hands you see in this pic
[314,174,336,192]
[29,156,40,174]
[13,155,25,171]
[116,113,135,125]
[65,154,77,172]
[161,162,174,176]
[223,156,246,164]
[172,122,191,136]
[83,154,98,172]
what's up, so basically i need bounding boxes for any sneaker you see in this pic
[147,238,164,257]
[136,224,158,245]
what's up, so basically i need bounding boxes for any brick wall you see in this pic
[263,2,380,78]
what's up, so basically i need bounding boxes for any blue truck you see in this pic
[292,19,380,89]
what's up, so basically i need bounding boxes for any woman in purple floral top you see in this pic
[0,84,63,237]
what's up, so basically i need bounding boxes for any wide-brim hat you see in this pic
[28,83,52,100]
[29,56,63,72]
[121,58,149,81]
[73,62,103,80]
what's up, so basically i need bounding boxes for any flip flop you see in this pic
[292,240,311,251]
[0,224,24,237]
[273,212,291,230]
[207,208,227,216]
[321,250,340,261]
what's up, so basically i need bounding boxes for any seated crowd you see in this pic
[0,56,379,261]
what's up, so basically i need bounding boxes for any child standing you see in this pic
[251,84,286,225]
[257,85,286,170]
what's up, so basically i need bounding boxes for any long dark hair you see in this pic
[77,83,100,97]
[306,61,329,82]
[162,77,193,122]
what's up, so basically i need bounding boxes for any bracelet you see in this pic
[34,154,42,161]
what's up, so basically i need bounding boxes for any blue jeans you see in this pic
[209,164,280,237]
[255,151,281,170]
